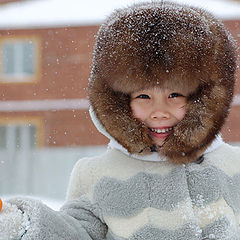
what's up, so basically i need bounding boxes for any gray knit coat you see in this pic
[1,140,240,240]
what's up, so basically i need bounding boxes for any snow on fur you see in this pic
[0,202,29,240]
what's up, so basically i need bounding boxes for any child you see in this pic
[0,1,239,239]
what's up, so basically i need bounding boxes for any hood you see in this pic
[88,1,237,164]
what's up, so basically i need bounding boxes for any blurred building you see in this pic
[0,26,106,150]
[221,20,240,142]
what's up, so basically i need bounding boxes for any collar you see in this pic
[108,135,224,162]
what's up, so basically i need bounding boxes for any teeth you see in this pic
[150,127,173,133]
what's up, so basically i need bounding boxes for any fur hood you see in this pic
[88,1,237,164]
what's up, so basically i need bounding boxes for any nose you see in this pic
[150,103,170,120]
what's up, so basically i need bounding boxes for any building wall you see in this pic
[0,26,96,100]
[0,26,108,147]
[0,0,23,5]
[220,20,240,142]
[0,20,239,149]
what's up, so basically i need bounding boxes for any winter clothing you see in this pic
[0,1,239,240]
[1,140,240,240]
[0,202,27,239]
[89,1,237,163]
[1,197,103,240]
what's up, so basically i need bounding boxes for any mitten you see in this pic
[0,200,29,240]
[6,197,93,240]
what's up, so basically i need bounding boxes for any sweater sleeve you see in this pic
[5,196,107,240]
[4,157,108,240]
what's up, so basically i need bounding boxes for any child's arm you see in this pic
[0,196,107,240]
[0,158,107,240]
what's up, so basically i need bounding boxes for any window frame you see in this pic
[0,117,44,149]
[0,36,41,84]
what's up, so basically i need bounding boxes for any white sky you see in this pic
[0,0,239,29]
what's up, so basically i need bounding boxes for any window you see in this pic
[0,124,37,151]
[0,117,44,151]
[0,37,40,83]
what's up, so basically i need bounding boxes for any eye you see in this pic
[136,94,150,99]
[169,92,184,98]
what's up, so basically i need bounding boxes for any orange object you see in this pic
[0,198,2,211]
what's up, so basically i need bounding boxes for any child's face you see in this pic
[130,87,187,147]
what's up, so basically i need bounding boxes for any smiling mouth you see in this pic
[149,127,173,134]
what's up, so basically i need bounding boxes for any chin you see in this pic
[153,140,165,146]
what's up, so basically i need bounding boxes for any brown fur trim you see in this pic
[88,1,237,163]
[89,79,153,153]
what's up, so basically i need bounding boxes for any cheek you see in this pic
[130,102,147,122]
[175,106,187,121]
